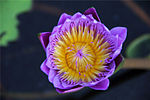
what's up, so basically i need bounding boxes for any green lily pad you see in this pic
[0,0,32,46]
[126,34,150,58]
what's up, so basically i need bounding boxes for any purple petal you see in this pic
[46,57,58,69]
[85,14,95,21]
[89,78,109,90]
[39,32,51,50]
[84,7,100,22]
[61,79,81,88]
[105,61,116,78]
[71,12,82,20]
[81,81,100,87]
[114,54,123,70]
[51,25,61,35]
[48,68,57,83]
[112,46,122,60]
[56,85,83,94]
[107,27,127,60]
[96,23,110,34]
[58,13,71,25]
[110,27,127,47]
[40,59,50,75]
[53,75,64,89]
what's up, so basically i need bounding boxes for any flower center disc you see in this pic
[65,42,96,76]
[53,25,111,83]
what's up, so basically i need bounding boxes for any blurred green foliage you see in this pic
[126,34,150,58]
[0,0,32,46]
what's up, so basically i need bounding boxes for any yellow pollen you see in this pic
[53,26,111,83]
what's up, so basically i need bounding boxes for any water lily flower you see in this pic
[39,8,127,93]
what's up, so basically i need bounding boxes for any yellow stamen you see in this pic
[53,26,111,83]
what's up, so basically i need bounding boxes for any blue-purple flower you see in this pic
[39,8,127,93]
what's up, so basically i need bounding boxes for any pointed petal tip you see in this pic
[84,7,100,22]
[39,32,51,50]
[110,27,127,41]
[58,13,71,25]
